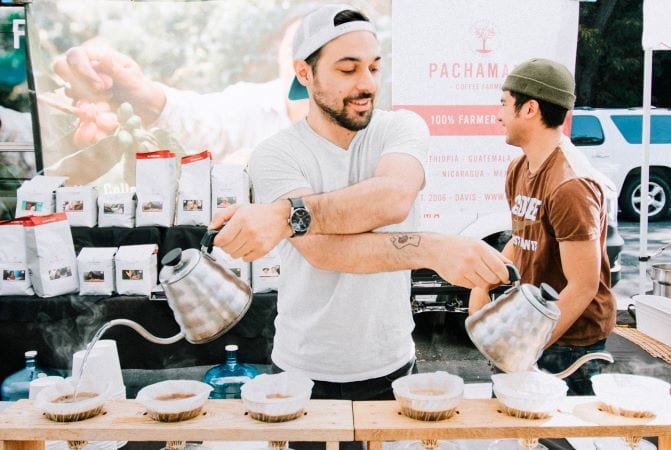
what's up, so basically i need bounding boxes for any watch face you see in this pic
[291,208,311,233]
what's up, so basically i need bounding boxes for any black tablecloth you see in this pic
[0,292,277,382]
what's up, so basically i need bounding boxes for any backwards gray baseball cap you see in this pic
[288,3,377,100]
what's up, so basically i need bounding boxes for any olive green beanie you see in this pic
[502,58,576,110]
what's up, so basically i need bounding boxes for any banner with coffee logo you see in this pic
[392,0,579,236]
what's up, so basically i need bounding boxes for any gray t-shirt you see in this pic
[249,109,429,382]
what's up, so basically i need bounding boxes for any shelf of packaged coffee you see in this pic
[0,399,353,449]
[353,398,671,450]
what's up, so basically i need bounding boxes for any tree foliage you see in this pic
[576,0,671,108]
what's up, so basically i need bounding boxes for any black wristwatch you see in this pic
[288,197,311,237]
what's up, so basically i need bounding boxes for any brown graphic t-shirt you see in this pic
[506,147,616,346]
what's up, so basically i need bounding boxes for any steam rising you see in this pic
[37,294,107,371]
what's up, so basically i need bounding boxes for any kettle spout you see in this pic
[106,319,185,345]
[550,352,614,379]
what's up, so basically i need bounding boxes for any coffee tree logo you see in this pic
[472,21,496,54]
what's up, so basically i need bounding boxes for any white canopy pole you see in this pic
[638,48,653,295]
[639,0,671,294]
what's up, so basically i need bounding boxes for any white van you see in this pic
[571,108,671,221]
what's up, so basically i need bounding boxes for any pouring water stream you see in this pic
[72,319,185,400]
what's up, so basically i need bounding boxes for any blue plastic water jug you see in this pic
[202,344,258,399]
[1,350,48,401]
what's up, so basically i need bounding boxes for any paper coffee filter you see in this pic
[391,372,464,421]
[592,373,670,417]
[492,371,567,417]
[392,371,464,412]
[240,372,313,420]
[35,377,110,418]
[136,380,212,414]
[492,371,567,399]
[29,376,64,400]
[241,372,313,402]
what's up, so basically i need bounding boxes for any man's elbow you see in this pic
[386,207,410,225]
[384,187,418,224]
[571,278,600,301]
[585,272,602,296]
[293,244,330,271]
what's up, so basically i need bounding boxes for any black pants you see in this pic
[271,358,418,450]
[537,339,608,395]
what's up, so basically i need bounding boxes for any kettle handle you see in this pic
[200,229,220,254]
[506,264,521,284]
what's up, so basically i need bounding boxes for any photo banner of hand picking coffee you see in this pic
[25,0,391,193]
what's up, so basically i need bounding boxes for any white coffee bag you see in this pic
[24,212,79,298]
[251,246,280,293]
[15,175,68,218]
[98,192,136,228]
[56,185,98,227]
[135,150,176,227]
[209,246,251,286]
[211,164,250,221]
[115,244,158,296]
[77,247,118,296]
[0,217,34,296]
[176,150,212,226]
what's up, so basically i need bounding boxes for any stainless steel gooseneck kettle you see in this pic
[465,265,613,378]
[158,229,253,344]
[103,229,253,345]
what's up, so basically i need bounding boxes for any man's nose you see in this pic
[356,69,377,93]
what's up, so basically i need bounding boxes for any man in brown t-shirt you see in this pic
[469,58,616,395]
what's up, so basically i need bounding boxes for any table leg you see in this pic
[366,442,383,450]
[659,435,671,450]
[1,442,45,450]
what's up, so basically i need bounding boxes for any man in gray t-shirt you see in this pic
[251,108,428,384]
[211,3,510,417]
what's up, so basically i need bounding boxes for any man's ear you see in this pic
[294,60,311,87]
[524,99,540,119]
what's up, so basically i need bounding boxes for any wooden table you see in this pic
[353,398,671,450]
[0,399,353,450]
[4,397,671,450]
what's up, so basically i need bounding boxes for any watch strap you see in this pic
[288,197,305,209]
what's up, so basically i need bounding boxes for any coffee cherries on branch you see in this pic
[72,100,119,148]
[115,102,160,151]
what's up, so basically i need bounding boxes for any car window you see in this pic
[571,115,605,146]
[611,115,671,144]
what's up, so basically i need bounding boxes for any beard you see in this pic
[312,89,375,131]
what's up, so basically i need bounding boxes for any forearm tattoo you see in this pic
[390,234,421,249]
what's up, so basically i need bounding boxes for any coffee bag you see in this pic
[211,164,250,221]
[176,150,211,226]
[251,247,280,293]
[77,247,118,296]
[98,192,136,228]
[24,212,79,297]
[0,217,34,296]
[56,186,98,227]
[115,244,158,296]
[135,150,176,227]
[15,175,68,218]
[210,246,251,286]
